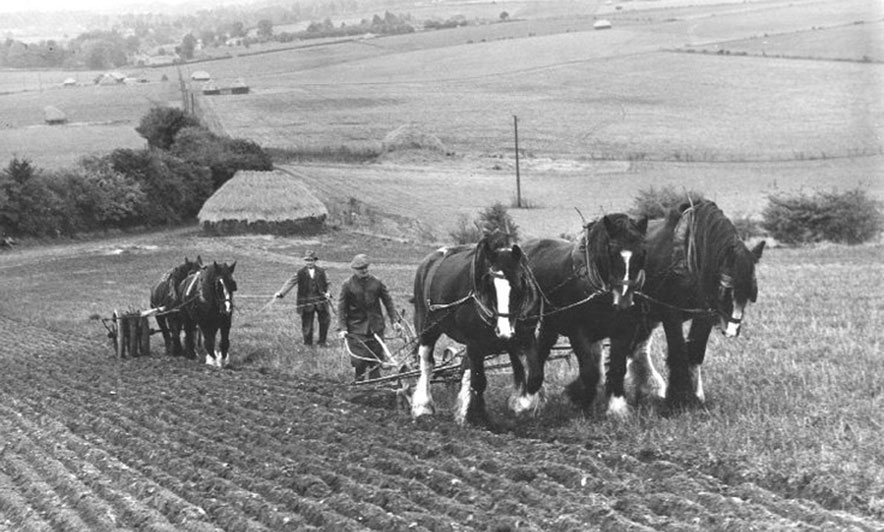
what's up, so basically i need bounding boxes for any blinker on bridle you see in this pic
[717,273,742,324]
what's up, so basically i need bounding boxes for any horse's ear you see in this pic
[602,215,615,236]
[213,260,219,269]
[196,255,202,265]
[511,244,523,261]
[229,261,236,273]
[636,216,648,234]
[751,240,765,261]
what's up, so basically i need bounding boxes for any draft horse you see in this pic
[623,199,765,406]
[411,231,542,426]
[149,255,202,356]
[521,213,648,418]
[178,261,238,367]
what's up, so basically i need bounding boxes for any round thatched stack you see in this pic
[198,170,328,235]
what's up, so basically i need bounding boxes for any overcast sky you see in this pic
[0,0,238,14]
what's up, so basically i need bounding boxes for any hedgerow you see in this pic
[762,188,883,245]
[628,184,706,219]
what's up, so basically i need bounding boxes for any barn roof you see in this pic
[198,170,327,224]
[593,19,612,29]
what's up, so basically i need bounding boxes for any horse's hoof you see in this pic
[411,403,435,419]
[605,396,631,420]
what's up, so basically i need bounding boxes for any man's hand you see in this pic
[274,292,283,299]
[391,321,403,334]
[338,331,348,339]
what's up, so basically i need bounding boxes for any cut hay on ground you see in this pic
[198,170,328,235]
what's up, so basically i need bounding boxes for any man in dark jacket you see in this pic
[275,250,331,346]
[337,254,401,381]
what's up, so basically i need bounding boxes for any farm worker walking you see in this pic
[337,254,401,381]
[274,250,332,347]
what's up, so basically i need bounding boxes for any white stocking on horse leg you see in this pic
[606,395,631,419]
[410,345,435,419]
[626,338,667,400]
[689,364,705,403]
[453,368,472,426]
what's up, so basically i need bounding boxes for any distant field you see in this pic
[0,81,179,169]
[283,155,884,241]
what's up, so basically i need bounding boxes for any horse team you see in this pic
[412,199,764,425]
[148,198,764,425]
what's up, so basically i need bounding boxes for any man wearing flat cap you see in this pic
[275,250,331,347]
[338,254,401,381]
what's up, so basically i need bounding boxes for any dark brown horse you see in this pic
[521,213,648,418]
[411,231,542,425]
[623,200,765,407]
[178,261,238,367]
[150,256,202,356]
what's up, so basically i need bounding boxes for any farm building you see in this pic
[201,81,221,95]
[230,78,250,95]
[198,170,328,235]
[62,78,76,87]
[594,19,613,30]
[43,106,67,125]
[191,70,211,81]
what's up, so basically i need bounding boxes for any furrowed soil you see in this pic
[1,232,881,531]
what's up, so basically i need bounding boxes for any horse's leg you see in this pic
[202,324,218,367]
[625,332,667,402]
[661,313,694,406]
[564,328,602,411]
[602,335,629,418]
[508,332,548,417]
[454,345,488,426]
[168,315,184,357]
[411,335,439,419]
[686,317,713,403]
[182,319,196,360]
[155,315,171,356]
[218,317,231,368]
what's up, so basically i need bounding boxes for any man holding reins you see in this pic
[274,250,332,347]
[337,254,401,381]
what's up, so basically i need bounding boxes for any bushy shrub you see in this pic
[629,184,706,219]
[448,202,519,244]
[172,126,273,189]
[102,148,213,224]
[135,106,200,150]
[0,157,64,236]
[762,188,883,245]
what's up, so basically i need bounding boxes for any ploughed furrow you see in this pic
[0,400,212,532]
[0,399,222,532]
[0,470,54,532]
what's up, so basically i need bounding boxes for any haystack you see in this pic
[593,19,612,30]
[44,106,67,125]
[191,70,211,81]
[381,124,446,153]
[198,170,328,235]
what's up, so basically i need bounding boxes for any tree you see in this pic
[257,19,273,39]
[500,11,510,21]
[135,107,201,151]
[178,33,196,60]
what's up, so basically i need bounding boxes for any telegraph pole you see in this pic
[514,115,521,208]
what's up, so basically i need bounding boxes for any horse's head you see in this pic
[715,240,764,337]
[585,214,648,310]
[171,255,203,285]
[210,260,237,316]
[477,230,534,340]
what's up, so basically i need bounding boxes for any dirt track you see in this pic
[1,313,881,531]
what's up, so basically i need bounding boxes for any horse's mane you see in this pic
[685,200,756,296]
